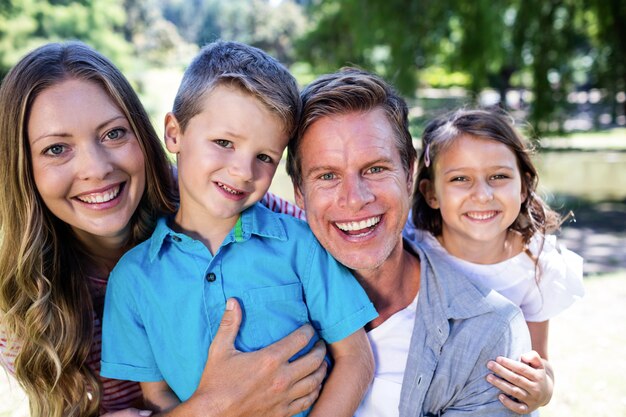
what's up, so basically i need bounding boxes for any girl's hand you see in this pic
[486,350,554,414]
[101,409,152,416]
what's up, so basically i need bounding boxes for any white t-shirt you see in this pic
[416,230,584,322]
[355,294,418,417]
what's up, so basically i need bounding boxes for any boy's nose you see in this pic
[229,157,254,183]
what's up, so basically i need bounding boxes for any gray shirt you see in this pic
[399,235,533,416]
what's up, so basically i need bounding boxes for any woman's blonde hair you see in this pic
[0,42,177,417]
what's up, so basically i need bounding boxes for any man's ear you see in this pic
[164,112,182,154]
[419,179,439,209]
[407,160,417,194]
[293,182,305,210]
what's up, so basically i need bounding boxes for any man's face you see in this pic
[294,109,413,273]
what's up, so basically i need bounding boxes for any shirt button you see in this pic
[206,272,217,282]
[172,235,182,242]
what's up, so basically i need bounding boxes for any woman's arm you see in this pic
[486,320,554,413]
[308,329,374,417]
[155,298,327,417]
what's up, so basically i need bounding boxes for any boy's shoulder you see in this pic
[114,216,170,270]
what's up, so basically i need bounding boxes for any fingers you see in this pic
[486,372,528,400]
[520,351,544,369]
[209,298,242,355]
[287,381,323,417]
[261,324,316,363]
[488,356,539,381]
[289,355,327,399]
[497,393,529,414]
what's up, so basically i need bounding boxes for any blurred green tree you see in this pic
[0,0,131,77]
[297,0,618,133]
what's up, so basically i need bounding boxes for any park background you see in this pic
[1,0,625,416]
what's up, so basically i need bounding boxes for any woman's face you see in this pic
[28,78,146,246]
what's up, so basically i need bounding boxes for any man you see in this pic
[285,67,533,416]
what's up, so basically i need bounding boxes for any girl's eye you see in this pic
[450,176,467,182]
[320,173,335,180]
[43,144,66,156]
[214,139,232,148]
[491,174,509,180]
[105,128,126,141]
[257,154,273,163]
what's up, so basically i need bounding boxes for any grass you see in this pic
[2,271,624,416]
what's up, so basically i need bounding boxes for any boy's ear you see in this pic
[293,182,305,210]
[419,179,439,209]
[164,112,182,154]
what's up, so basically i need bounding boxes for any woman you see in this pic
[0,42,324,417]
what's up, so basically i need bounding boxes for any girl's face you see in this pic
[420,134,526,259]
[28,79,146,248]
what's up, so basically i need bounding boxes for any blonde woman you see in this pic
[0,42,325,417]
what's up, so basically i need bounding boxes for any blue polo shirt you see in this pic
[101,202,377,405]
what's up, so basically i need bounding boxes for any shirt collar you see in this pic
[148,203,288,261]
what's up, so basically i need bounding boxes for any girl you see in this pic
[0,41,325,417]
[409,108,584,413]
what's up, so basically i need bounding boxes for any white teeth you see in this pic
[466,211,497,220]
[336,216,381,232]
[76,185,121,204]
[218,182,242,195]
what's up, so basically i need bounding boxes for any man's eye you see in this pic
[257,154,273,163]
[44,144,65,156]
[368,166,384,174]
[320,173,335,180]
[214,139,232,148]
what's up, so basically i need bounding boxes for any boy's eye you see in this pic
[214,139,232,148]
[105,128,126,141]
[450,176,467,182]
[44,144,66,156]
[257,154,273,163]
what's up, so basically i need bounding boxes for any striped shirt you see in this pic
[0,275,142,414]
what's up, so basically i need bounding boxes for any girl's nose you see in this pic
[472,180,494,203]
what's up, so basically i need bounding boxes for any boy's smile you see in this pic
[165,84,288,251]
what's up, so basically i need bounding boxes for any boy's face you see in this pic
[165,84,288,230]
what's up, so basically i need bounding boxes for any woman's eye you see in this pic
[105,128,126,141]
[257,154,273,163]
[214,139,232,148]
[44,144,66,156]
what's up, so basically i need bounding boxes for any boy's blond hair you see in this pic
[172,40,301,138]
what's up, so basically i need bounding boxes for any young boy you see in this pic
[101,41,377,416]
